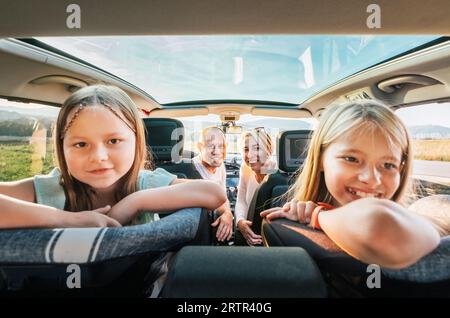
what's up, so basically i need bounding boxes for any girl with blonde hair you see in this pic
[262,101,445,269]
[0,85,227,228]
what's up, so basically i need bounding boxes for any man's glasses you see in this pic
[205,144,224,151]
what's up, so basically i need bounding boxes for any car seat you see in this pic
[262,218,450,297]
[143,118,201,179]
[248,130,312,235]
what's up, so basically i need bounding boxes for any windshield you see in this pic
[37,35,438,104]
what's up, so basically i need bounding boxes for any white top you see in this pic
[192,155,226,190]
[234,159,277,225]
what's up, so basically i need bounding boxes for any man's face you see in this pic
[199,129,225,168]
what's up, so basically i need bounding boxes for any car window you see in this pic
[396,102,450,197]
[0,99,58,181]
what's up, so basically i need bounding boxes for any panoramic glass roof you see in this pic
[38,35,438,104]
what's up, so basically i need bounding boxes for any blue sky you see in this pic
[39,35,438,104]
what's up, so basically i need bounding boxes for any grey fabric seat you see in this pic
[249,130,312,235]
[263,218,450,297]
[0,208,214,296]
[161,246,327,298]
[143,118,202,179]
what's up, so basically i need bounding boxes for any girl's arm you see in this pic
[0,178,36,202]
[319,198,441,269]
[171,178,233,241]
[108,179,227,224]
[0,193,121,229]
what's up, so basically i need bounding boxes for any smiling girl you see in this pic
[261,101,442,269]
[0,85,227,229]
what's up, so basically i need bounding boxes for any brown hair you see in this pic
[54,85,152,211]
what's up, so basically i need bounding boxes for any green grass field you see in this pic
[0,140,54,181]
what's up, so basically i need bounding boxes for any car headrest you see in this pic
[0,208,209,296]
[263,218,450,286]
[162,246,327,298]
[143,118,185,162]
[277,130,312,173]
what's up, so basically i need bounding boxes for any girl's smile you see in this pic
[88,167,114,175]
[345,186,384,199]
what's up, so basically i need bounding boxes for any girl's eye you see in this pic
[384,162,397,170]
[108,138,121,145]
[74,142,87,148]
[343,156,358,163]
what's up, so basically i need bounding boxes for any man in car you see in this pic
[193,126,234,242]
[193,126,227,189]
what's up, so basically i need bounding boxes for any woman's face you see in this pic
[321,128,403,207]
[63,105,136,191]
[243,135,270,174]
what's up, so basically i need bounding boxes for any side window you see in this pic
[0,99,58,181]
[396,102,450,197]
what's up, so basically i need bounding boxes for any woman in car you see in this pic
[261,101,447,269]
[235,127,277,246]
[0,84,227,229]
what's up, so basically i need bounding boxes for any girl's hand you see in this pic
[237,219,263,246]
[260,199,319,225]
[73,206,122,227]
[211,210,233,242]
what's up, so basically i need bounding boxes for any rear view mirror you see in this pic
[225,125,243,134]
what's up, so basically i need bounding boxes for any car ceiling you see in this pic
[0,0,450,120]
[2,0,450,37]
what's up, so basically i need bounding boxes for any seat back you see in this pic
[250,130,312,234]
[143,118,201,179]
[0,208,214,297]
[263,218,450,297]
[161,246,327,298]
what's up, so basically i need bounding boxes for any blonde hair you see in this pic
[409,195,450,237]
[241,128,274,160]
[54,84,152,211]
[288,100,412,205]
